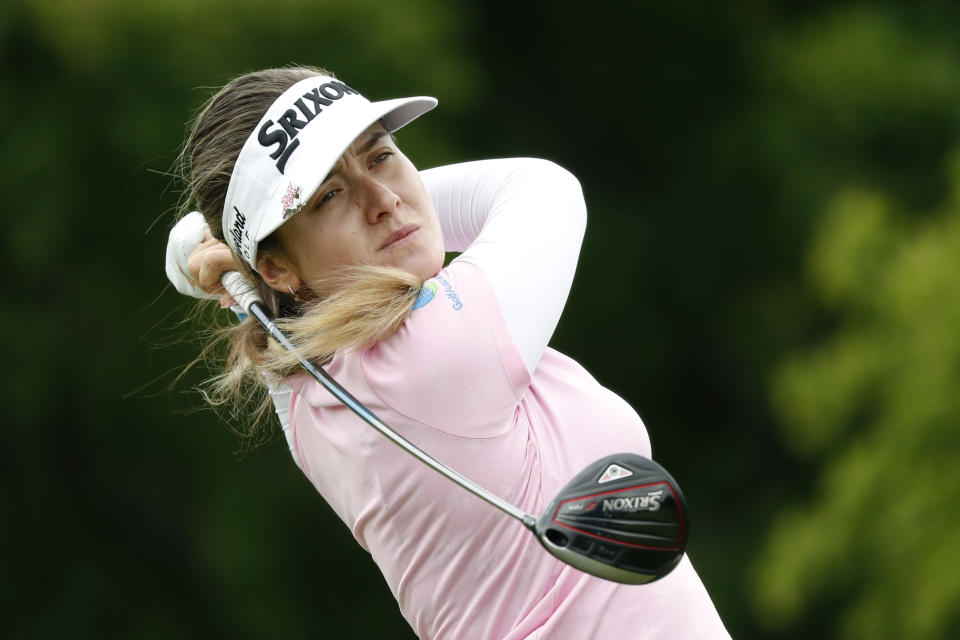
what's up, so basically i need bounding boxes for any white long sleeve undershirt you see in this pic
[421,158,586,375]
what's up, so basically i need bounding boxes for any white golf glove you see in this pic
[165,211,218,300]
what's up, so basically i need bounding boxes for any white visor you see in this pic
[222,75,436,270]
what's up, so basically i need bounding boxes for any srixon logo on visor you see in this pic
[257,80,359,174]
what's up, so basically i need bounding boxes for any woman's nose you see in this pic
[359,175,401,224]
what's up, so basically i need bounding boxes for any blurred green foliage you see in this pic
[2,1,959,638]
[757,157,960,639]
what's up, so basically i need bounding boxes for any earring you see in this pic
[287,284,303,303]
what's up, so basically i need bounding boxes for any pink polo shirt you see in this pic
[285,259,729,639]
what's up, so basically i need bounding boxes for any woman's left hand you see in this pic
[165,211,236,308]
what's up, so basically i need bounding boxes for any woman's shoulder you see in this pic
[359,260,531,437]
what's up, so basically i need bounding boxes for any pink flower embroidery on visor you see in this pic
[281,183,304,219]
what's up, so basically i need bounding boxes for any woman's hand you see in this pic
[165,211,237,308]
[188,230,237,308]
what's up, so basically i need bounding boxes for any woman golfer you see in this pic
[166,66,729,639]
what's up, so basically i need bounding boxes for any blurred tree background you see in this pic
[2,0,958,638]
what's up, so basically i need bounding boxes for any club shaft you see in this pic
[225,272,533,528]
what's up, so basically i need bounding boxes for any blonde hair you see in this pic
[177,66,424,443]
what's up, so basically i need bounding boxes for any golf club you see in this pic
[222,270,689,584]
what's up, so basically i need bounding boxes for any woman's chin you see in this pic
[388,248,444,282]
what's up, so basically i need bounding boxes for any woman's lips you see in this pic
[379,224,419,250]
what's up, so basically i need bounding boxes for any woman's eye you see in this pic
[316,189,339,208]
[371,151,392,167]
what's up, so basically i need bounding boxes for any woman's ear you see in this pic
[257,252,303,294]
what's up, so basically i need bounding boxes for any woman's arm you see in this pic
[421,158,587,375]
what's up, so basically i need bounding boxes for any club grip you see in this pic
[221,270,263,313]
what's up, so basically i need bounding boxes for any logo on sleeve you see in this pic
[413,281,437,309]
[434,275,462,310]
[415,277,463,311]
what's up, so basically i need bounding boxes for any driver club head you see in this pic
[534,453,689,584]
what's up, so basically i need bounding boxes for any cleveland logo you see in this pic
[230,206,250,261]
[257,80,359,174]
